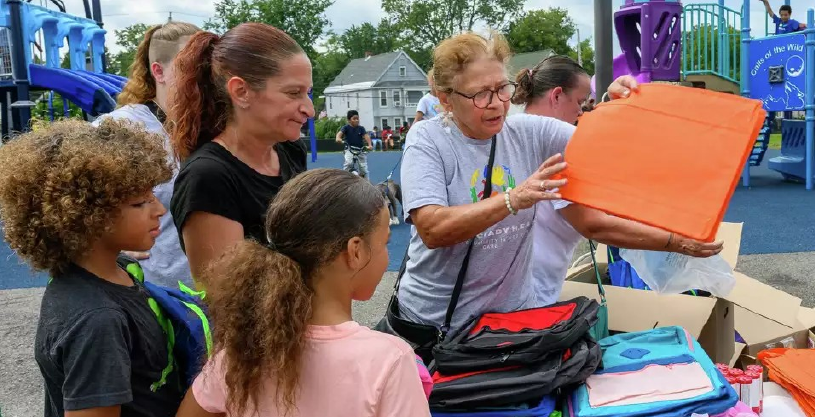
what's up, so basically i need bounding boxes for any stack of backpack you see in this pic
[428,297,603,416]
[565,326,738,417]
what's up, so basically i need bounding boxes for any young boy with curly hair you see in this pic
[0,119,183,416]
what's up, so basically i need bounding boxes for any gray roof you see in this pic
[508,50,555,76]
[328,51,401,87]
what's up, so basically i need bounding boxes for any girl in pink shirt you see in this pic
[176,168,431,417]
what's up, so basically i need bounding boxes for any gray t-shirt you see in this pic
[398,113,576,333]
[94,105,192,288]
[35,265,183,416]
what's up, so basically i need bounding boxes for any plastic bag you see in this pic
[618,249,736,297]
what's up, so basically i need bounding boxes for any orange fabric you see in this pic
[560,84,766,242]
[758,348,815,416]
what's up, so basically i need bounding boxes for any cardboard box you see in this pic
[559,222,815,365]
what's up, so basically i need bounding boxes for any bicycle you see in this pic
[345,144,369,177]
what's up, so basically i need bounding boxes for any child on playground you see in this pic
[0,119,182,416]
[760,0,806,34]
[176,168,430,417]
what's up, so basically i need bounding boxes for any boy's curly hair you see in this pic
[0,118,173,276]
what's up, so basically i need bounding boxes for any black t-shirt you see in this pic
[34,265,183,417]
[171,140,307,248]
[341,124,367,147]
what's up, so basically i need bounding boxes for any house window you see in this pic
[407,90,423,106]
[408,117,415,124]
[393,90,402,106]
[380,90,388,107]
[395,117,402,129]
[399,66,406,77]
[381,118,389,129]
[329,97,332,109]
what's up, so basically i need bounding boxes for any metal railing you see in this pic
[0,28,13,80]
[682,3,742,83]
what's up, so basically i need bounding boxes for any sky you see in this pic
[48,0,790,54]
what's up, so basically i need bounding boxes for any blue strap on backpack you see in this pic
[118,255,212,390]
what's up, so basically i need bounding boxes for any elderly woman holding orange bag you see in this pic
[376,32,720,358]
[511,55,724,306]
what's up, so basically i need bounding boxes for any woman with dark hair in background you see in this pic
[512,55,723,306]
[94,21,200,287]
[167,23,314,286]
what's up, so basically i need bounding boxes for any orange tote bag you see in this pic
[559,83,766,242]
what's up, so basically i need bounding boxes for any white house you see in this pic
[323,50,430,131]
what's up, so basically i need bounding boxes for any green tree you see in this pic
[205,0,333,59]
[314,116,345,140]
[312,49,351,110]
[568,38,595,75]
[683,24,741,81]
[506,8,575,55]
[31,92,84,123]
[339,19,404,59]
[382,0,524,51]
[107,23,150,76]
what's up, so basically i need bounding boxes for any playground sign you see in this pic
[748,33,807,112]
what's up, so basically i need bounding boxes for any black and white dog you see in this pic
[376,179,402,225]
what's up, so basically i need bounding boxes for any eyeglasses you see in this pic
[450,82,517,109]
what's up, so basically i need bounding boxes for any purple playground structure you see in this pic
[593,0,814,191]
[613,0,683,84]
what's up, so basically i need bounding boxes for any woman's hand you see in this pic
[669,234,724,258]
[509,154,567,210]
[608,75,639,100]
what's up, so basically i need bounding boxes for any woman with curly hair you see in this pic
[176,169,430,417]
[0,119,183,416]
[168,23,313,286]
[95,20,200,288]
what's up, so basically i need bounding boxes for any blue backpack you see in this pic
[565,326,737,417]
[118,255,212,391]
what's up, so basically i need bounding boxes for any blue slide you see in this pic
[28,64,117,116]
[71,70,121,97]
[77,69,127,90]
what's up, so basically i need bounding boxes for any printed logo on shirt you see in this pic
[469,164,516,203]
[474,220,532,250]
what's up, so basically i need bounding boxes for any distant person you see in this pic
[760,0,805,34]
[0,119,182,416]
[335,110,372,178]
[94,21,200,288]
[399,121,410,142]
[382,124,395,150]
[414,69,442,123]
[370,125,383,150]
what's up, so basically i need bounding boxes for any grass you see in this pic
[769,133,782,150]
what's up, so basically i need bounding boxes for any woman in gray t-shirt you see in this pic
[396,32,638,335]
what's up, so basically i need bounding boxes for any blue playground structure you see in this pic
[602,0,814,190]
[739,1,814,190]
[0,0,123,137]
[0,0,324,161]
